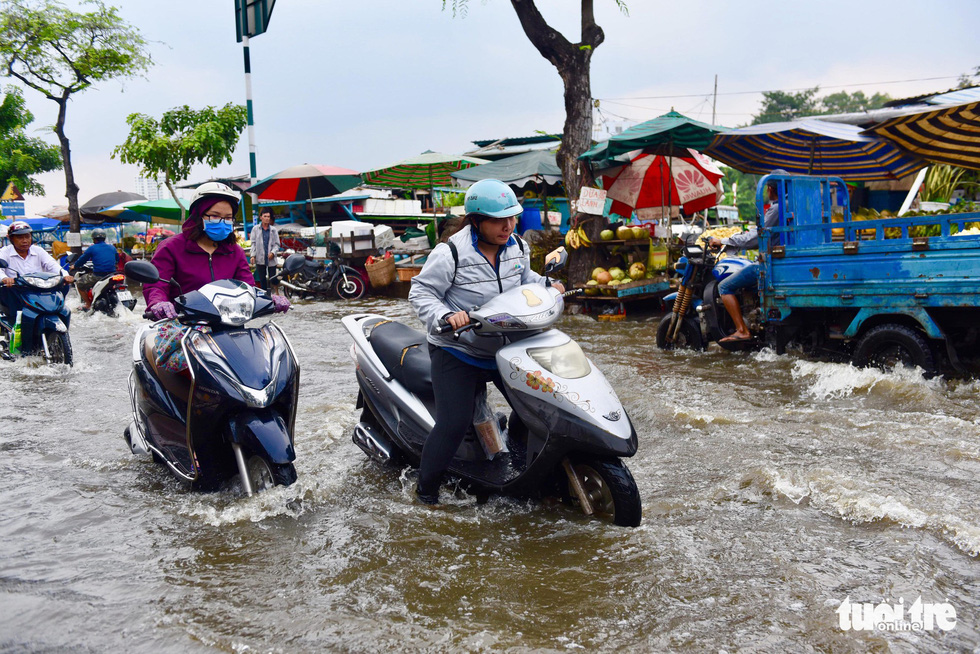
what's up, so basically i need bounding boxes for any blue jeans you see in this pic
[718,262,759,295]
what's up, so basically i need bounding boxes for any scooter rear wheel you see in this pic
[246,455,297,492]
[562,458,642,527]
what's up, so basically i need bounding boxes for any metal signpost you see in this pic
[235,0,276,233]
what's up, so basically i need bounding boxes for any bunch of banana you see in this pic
[563,226,592,249]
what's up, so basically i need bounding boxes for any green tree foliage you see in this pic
[751,88,821,124]
[112,104,248,220]
[719,166,761,221]
[752,88,893,125]
[956,65,980,89]
[820,90,892,114]
[0,0,152,235]
[0,85,61,195]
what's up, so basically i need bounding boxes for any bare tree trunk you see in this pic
[510,0,602,208]
[510,0,604,285]
[164,177,187,222]
[53,93,81,252]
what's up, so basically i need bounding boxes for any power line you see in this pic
[597,75,961,102]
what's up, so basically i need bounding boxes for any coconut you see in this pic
[632,226,647,240]
[600,229,615,241]
[616,225,634,240]
[584,280,600,296]
[591,266,607,281]
[596,270,612,285]
[628,262,646,279]
[608,267,625,281]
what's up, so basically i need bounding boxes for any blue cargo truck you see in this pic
[752,173,980,375]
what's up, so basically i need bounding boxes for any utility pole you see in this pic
[712,74,718,124]
[235,0,276,233]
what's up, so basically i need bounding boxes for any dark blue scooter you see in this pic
[122,256,305,495]
[0,257,72,365]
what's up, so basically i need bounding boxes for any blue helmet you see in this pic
[464,179,522,219]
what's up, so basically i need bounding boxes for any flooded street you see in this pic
[1,294,978,653]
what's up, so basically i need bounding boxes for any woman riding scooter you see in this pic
[408,179,564,505]
[142,182,290,369]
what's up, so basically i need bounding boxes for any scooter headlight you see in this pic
[527,339,591,379]
[204,284,256,326]
[24,273,62,289]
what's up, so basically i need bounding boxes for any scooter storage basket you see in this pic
[365,257,396,288]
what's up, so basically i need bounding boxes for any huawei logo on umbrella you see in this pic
[675,169,708,193]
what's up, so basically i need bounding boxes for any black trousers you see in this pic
[254,264,277,291]
[417,345,506,494]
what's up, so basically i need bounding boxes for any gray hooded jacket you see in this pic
[409,223,544,359]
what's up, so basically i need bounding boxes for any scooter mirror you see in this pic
[124,260,160,284]
[283,253,306,275]
[544,247,568,274]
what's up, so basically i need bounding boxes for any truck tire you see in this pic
[853,324,936,375]
[656,315,704,351]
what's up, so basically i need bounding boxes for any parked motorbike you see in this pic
[656,241,762,352]
[0,258,72,365]
[122,254,305,495]
[342,249,642,527]
[280,249,366,301]
[73,260,136,315]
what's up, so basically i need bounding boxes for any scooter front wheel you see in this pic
[246,455,297,492]
[42,329,73,366]
[562,457,641,527]
[333,273,366,300]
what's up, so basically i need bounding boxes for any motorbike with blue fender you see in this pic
[656,241,762,351]
[342,248,642,527]
[122,254,306,495]
[0,257,72,365]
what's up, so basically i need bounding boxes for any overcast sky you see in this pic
[11,0,980,215]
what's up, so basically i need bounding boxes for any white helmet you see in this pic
[189,181,240,216]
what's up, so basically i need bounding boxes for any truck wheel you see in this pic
[853,324,936,375]
[656,315,703,351]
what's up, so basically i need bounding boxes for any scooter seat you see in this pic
[369,320,433,400]
[143,331,192,402]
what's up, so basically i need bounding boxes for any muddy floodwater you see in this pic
[1,294,978,653]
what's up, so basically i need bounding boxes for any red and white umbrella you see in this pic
[600,148,724,219]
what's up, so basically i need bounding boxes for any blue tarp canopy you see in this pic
[0,217,62,232]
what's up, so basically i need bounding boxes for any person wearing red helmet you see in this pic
[1,220,74,321]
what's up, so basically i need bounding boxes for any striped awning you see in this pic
[362,152,489,189]
[862,101,980,171]
[705,119,926,181]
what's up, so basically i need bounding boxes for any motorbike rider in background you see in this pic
[0,220,74,322]
[708,169,787,343]
[70,227,119,311]
[407,179,564,505]
[141,182,290,370]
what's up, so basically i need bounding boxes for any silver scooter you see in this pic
[342,249,641,526]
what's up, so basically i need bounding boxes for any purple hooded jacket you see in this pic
[143,212,255,308]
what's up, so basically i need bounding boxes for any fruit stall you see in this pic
[565,219,674,320]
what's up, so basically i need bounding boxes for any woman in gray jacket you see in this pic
[408,179,563,505]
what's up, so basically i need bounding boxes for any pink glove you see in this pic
[148,301,178,321]
[271,295,291,313]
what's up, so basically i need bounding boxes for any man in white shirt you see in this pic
[0,221,74,321]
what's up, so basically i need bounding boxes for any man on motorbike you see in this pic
[70,228,119,310]
[142,182,290,370]
[408,178,564,505]
[0,220,74,322]
[708,169,787,343]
